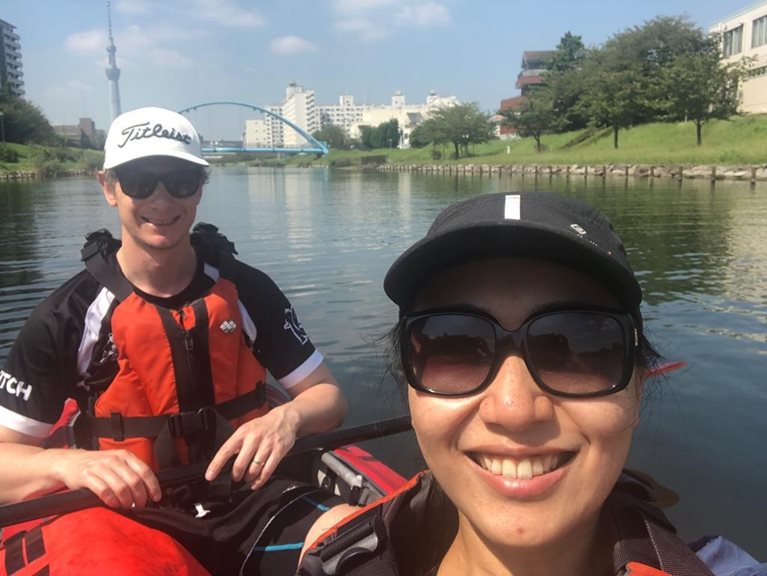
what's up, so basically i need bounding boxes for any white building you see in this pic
[711,1,767,113]
[281,82,319,147]
[244,118,270,148]
[318,94,365,138]
[244,84,460,150]
[318,89,460,148]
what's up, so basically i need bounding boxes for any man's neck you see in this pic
[116,237,197,298]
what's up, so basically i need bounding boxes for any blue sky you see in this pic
[2,0,744,140]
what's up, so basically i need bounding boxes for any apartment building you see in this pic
[499,50,555,138]
[711,1,767,113]
[281,82,319,147]
[0,18,24,97]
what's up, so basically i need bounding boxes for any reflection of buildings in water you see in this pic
[716,184,767,307]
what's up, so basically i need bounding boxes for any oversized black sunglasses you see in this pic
[115,167,204,199]
[401,307,638,398]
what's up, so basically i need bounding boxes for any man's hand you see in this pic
[204,406,299,490]
[204,363,347,490]
[54,448,162,508]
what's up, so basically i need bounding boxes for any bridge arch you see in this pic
[178,101,328,155]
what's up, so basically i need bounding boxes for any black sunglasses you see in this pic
[401,307,638,398]
[115,167,204,199]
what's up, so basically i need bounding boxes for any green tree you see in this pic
[313,124,348,150]
[501,89,559,152]
[0,94,57,144]
[421,103,494,158]
[659,35,751,145]
[599,15,709,124]
[545,32,591,132]
[579,68,641,149]
[370,119,400,149]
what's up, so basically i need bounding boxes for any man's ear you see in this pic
[97,170,118,206]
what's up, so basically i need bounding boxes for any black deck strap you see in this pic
[3,531,26,575]
[81,229,133,302]
[23,525,46,564]
[81,384,266,441]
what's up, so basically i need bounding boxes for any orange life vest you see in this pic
[77,227,268,470]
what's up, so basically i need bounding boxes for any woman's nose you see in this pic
[478,354,554,429]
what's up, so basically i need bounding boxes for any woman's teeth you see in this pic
[476,453,566,480]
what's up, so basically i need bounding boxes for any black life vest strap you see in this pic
[608,473,715,576]
[78,384,266,442]
[81,229,133,301]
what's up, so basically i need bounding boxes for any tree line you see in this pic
[503,16,749,150]
[316,15,750,157]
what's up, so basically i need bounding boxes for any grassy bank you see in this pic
[3,114,764,177]
[302,115,767,168]
[0,143,103,177]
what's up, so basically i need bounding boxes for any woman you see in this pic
[298,192,765,576]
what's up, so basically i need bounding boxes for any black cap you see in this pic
[384,192,642,313]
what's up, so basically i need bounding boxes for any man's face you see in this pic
[100,156,204,253]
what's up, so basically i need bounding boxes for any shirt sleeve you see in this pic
[0,272,93,437]
[233,262,323,390]
[691,535,767,576]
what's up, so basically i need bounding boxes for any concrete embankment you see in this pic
[0,169,93,181]
[378,163,767,183]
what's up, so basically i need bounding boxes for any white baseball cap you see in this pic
[103,106,209,169]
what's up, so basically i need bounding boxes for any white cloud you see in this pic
[335,18,389,42]
[333,0,450,41]
[333,0,400,14]
[66,30,107,53]
[394,2,450,27]
[271,36,318,55]
[191,0,266,28]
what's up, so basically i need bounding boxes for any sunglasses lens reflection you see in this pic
[117,170,201,199]
[405,311,629,397]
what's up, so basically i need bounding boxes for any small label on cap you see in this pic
[570,223,587,235]
[504,194,521,220]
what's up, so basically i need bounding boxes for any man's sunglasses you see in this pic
[401,307,638,398]
[115,168,204,199]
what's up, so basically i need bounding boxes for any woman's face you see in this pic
[408,257,641,552]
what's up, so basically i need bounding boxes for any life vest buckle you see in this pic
[167,407,216,439]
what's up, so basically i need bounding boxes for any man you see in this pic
[0,107,347,572]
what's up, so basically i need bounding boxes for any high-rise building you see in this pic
[281,82,319,147]
[0,18,25,97]
[105,2,122,120]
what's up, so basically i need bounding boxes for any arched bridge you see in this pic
[178,101,328,156]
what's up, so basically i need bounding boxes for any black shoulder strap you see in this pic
[608,473,714,576]
[81,229,133,301]
[191,222,238,255]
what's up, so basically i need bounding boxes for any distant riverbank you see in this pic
[299,115,767,177]
[376,162,767,183]
[3,115,766,183]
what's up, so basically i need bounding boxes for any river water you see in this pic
[1,167,765,558]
